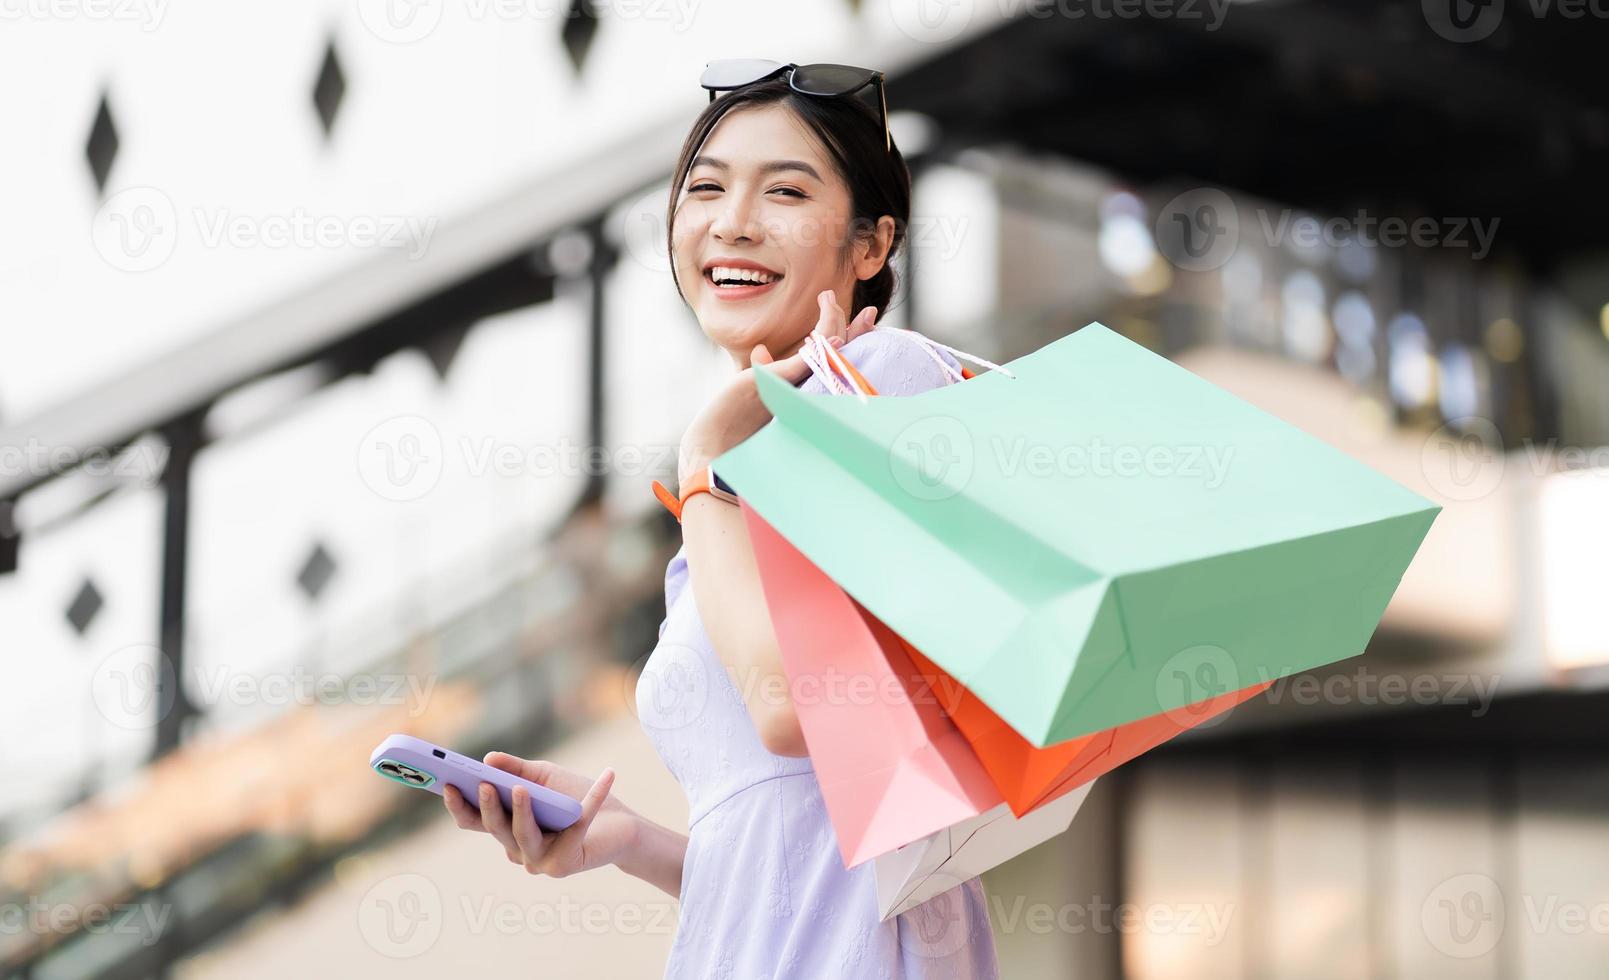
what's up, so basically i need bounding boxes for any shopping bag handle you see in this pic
[801,327,1014,399]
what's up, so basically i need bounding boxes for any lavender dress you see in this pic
[636,329,1001,980]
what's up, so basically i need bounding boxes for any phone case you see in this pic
[369,733,583,832]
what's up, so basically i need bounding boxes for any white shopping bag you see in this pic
[873,778,1096,920]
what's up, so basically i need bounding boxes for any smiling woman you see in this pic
[647,70,999,978]
[664,72,910,368]
[439,66,1000,980]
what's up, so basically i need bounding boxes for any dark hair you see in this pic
[664,74,911,317]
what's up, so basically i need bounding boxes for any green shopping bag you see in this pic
[714,324,1440,748]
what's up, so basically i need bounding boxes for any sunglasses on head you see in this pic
[699,59,891,153]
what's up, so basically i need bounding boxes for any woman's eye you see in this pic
[687,183,803,198]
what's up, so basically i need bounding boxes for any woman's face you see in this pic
[671,103,888,365]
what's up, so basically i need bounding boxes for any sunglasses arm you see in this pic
[878,77,890,153]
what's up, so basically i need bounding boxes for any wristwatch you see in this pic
[651,466,739,523]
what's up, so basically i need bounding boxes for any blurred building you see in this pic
[2,1,1608,978]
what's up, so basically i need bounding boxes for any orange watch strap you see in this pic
[651,468,728,523]
[650,477,685,521]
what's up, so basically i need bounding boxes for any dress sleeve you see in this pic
[795,328,962,399]
[659,545,690,636]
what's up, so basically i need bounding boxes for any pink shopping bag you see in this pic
[743,499,1087,869]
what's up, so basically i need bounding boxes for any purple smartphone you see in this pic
[369,733,583,832]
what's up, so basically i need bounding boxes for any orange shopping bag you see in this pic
[899,639,1271,817]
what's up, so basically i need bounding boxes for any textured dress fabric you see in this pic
[636,329,1001,980]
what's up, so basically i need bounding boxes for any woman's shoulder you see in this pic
[814,327,963,398]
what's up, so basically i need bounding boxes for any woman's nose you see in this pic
[710,191,764,244]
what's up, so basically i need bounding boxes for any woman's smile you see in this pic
[704,258,785,301]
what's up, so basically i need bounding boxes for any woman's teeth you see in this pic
[708,266,781,287]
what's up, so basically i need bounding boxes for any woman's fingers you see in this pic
[509,786,550,872]
[752,338,838,386]
[476,782,522,863]
[555,768,616,851]
[846,305,878,344]
[442,784,486,832]
[751,290,866,389]
[484,751,555,787]
[579,768,616,828]
[816,290,849,342]
[754,337,842,381]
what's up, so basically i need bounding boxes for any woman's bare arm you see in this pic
[613,812,691,899]
[679,492,808,756]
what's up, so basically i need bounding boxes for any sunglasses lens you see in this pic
[790,63,877,96]
[700,58,786,90]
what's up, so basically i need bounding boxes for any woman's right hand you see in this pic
[676,291,877,489]
[442,752,634,879]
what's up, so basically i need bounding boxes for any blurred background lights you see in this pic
[1098,192,1158,274]
[1098,191,1170,295]
[1540,467,1609,670]
[888,111,938,158]
[1285,211,1329,267]
[1484,317,1524,363]
[1386,312,1435,408]
[1279,269,1330,363]
[1335,234,1378,283]
[1222,251,1270,347]
[1332,290,1377,384]
[1437,342,1480,421]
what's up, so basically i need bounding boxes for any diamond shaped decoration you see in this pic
[421,326,470,381]
[560,0,599,75]
[66,578,104,636]
[312,39,346,137]
[1,502,18,576]
[297,542,337,602]
[85,94,119,195]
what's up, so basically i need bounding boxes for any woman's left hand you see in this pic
[677,291,878,485]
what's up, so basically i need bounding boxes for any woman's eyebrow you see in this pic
[689,155,822,182]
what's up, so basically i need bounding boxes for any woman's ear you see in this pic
[852,215,896,282]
